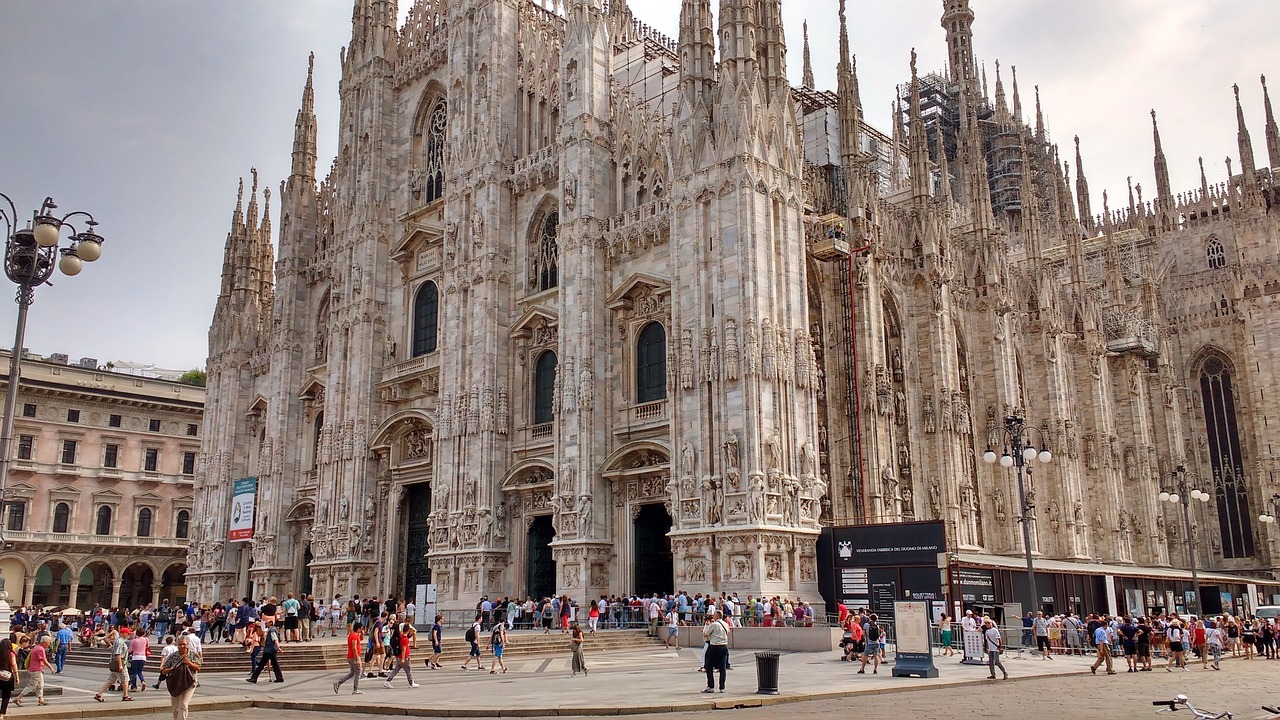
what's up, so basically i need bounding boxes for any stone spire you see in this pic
[678,0,716,107]
[1199,156,1211,201]
[937,126,952,201]
[292,53,318,181]
[890,101,903,191]
[837,0,863,160]
[1263,75,1280,172]
[941,0,977,86]
[718,0,759,86]
[1074,136,1093,232]
[1035,85,1045,138]
[802,20,815,88]
[1011,66,1023,125]
[1234,83,1258,183]
[347,0,398,68]
[993,61,1010,126]
[1019,131,1041,260]
[907,49,931,201]
[1151,110,1173,212]
[756,0,789,101]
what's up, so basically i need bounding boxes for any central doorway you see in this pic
[403,483,432,602]
[527,515,556,600]
[633,503,673,596]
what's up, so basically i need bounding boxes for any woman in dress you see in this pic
[568,621,587,677]
[1242,617,1256,659]
[0,637,19,718]
[938,614,954,657]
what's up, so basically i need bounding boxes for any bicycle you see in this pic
[1152,694,1233,719]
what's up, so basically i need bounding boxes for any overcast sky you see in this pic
[0,0,1274,371]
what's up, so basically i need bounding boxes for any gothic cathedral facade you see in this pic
[188,0,1280,607]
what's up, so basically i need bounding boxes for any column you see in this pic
[110,579,122,608]
[68,581,81,610]
[152,582,162,607]
[22,574,34,606]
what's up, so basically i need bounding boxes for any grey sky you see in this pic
[0,0,1273,371]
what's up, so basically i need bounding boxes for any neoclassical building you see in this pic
[188,0,1280,610]
[0,351,201,608]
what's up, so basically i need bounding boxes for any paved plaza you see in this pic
[13,637,1280,718]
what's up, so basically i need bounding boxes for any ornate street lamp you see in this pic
[1256,493,1280,524]
[983,414,1052,616]
[0,194,105,542]
[1160,464,1210,616]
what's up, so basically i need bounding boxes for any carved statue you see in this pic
[577,494,593,536]
[922,392,936,433]
[928,481,941,518]
[682,442,695,476]
[494,499,507,538]
[800,441,816,478]
[702,477,723,525]
[1073,499,1084,524]
[994,487,1008,524]
[339,496,349,522]
[766,433,783,472]
[724,433,740,471]
[750,474,767,521]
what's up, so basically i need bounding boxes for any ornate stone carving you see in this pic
[724,318,740,380]
[922,392,936,433]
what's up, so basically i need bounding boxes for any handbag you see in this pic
[165,662,195,697]
[0,669,11,682]
[109,654,124,673]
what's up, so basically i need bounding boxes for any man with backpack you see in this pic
[858,614,881,675]
[246,623,284,684]
[461,614,484,670]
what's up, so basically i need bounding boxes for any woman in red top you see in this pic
[588,602,600,635]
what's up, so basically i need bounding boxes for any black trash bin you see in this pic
[755,651,780,695]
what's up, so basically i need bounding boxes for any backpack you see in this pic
[491,626,503,645]
[264,628,279,652]
[465,624,477,643]
[866,623,881,642]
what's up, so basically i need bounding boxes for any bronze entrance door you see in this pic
[527,516,556,600]
[633,503,674,596]
[403,483,432,601]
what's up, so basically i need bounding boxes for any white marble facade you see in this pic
[187,0,1280,607]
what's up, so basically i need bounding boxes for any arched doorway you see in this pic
[119,563,154,608]
[80,562,114,608]
[633,504,673,596]
[402,483,432,601]
[300,548,314,597]
[160,564,187,604]
[527,516,556,600]
[32,561,72,606]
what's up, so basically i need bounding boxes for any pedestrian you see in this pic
[1118,616,1139,672]
[700,610,730,693]
[938,613,955,657]
[384,623,420,687]
[1206,619,1224,670]
[127,625,150,693]
[983,618,1008,680]
[246,622,284,684]
[425,614,443,670]
[282,593,301,643]
[1090,621,1115,675]
[94,629,134,702]
[333,621,365,695]
[858,614,882,675]
[541,600,554,634]
[54,623,73,673]
[1033,611,1052,660]
[159,635,201,720]
[569,621,588,677]
[665,607,681,649]
[488,622,508,675]
[1137,616,1153,671]
[1166,619,1187,672]
[0,638,18,718]
[14,636,51,706]
[461,614,484,671]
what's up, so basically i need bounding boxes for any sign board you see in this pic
[892,601,938,678]
[831,521,947,568]
[415,583,437,627]
[228,477,258,542]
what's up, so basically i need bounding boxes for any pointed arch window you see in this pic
[137,507,153,537]
[423,100,447,204]
[1199,354,1254,558]
[533,350,558,425]
[53,502,70,533]
[533,211,559,292]
[95,505,113,536]
[176,509,191,539]
[412,281,439,357]
[1206,238,1226,269]
[635,322,668,404]
[312,411,324,471]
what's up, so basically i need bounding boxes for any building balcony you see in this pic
[530,423,554,439]
[614,400,669,435]
[5,530,189,550]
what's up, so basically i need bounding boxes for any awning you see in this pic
[954,552,1271,586]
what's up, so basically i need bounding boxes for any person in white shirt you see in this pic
[182,629,203,655]
[665,609,680,649]
[330,597,343,637]
[983,619,1008,679]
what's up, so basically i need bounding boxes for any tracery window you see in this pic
[533,350,558,425]
[423,100,447,204]
[411,281,439,357]
[533,211,559,292]
[1206,238,1226,269]
[1199,354,1254,558]
[635,322,667,404]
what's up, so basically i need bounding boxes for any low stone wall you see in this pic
[661,626,842,652]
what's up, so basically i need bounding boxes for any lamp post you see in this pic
[983,414,1052,616]
[0,194,104,543]
[1160,464,1210,616]
[1257,494,1280,525]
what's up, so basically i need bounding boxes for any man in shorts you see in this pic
[282,593,301,643]
[665,607,680,649]
[461,614,484,670]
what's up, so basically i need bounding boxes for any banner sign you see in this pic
[892,600,939,678]
[228,477,258,542]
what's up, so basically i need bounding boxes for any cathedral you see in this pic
[187,0,1280,611]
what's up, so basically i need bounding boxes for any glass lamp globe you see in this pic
[1159,491,1171,502]
[1168,493,1180,504]
[1038,450,1052,463]
[1199,492,1211,503]
[58,253,82,276]
[76,237,102,262]
[1022,446,1037,462]
[1259,514,1272,524]
[33,221,60,248]
[982,450,997,464]
[1000,454,1014,468]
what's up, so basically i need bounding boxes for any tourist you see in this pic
[246,622,284,684]
[1033,611,1052,659]
[333,621,365,695]
[462,613,484,670]
[95,629,133,702]
[701,610,730,693]
[541,599,555,633]
[983,618,1008,680]
[14,636,51,706]
[938,613,955,657]
[1206,619,1224,670]
[488,621,508,675]
[159,635,201,720]
[0,638,18,718]
[1166,619,1187,672]
[588,599,600,634]
[569,620,588,678]
[127,626,150,692]
[282,593,301,643]
[385,623,420,687]
[426,614,444,670]
[858,614,882,675]
[1137,616,1153,671]
[54,623,73,673]
[1090,620,1115,675]
[665,606,681,649]
[1117,616,1139,672]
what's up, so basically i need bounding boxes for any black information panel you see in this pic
[824,521,946,611]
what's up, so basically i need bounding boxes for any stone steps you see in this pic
[64,630,664,673]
